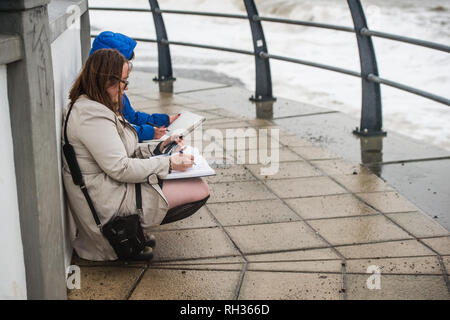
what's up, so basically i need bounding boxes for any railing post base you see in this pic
[152,76,176,82]
[250,95,277,103]
[153,77,176,93]
[353,127,387,137]
[255,100,275,119]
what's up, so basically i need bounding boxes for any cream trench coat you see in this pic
[62,95,170,261]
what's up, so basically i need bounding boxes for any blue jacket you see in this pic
[90,31,169,141]
[122,95,169,141]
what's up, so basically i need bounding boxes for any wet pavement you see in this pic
[68,74,450,300]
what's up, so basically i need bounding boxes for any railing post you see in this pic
[347,0,385,136]
[148,0,175,82]
[244,0,276,102]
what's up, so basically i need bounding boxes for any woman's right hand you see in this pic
[153,127,167,139]
[169,153,194,171]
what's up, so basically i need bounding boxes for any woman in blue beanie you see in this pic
[90,31,180,141]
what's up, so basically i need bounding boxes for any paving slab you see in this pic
[203,120,253,130]
[285,194,378,220]
[156,207,218,231]
[443,256,450,274]
[345,274,450,300]
[125,93,152,103]
[246,161,322,180]
[309,216,413,246]
[246,248,341,262]
[152,256,245,271]
[130,269,240,300]
[375,159,450,231]
[289,146,340,160]
[208,180,276,203]
[178,85,331,120]
[187,110,225,121]
[67,266,144,300]
[207,199,299,226]
[247,260,343,273]
[386,212,450,238]
[276,134,316,147]
[151,263,244,272]
[71,253,147,268]
[421,237,450,255]
[311,159,373,176]
[332,174,394,193]
[225,221,328,254]
[356,191,420,213]
[221,146,304,163]
[218,135,279,150]
[238,271,343,300]
[134,103,186,115]
[185,103,238,112]
[345,256,443,275]
[335,240,436,259]
[150,227,240,262]
[204,165,255,184]
[129,93,199,108]
[275,147,304,162]
[154,256,244,265]
[266,176,348,198]
[202,117,245,125]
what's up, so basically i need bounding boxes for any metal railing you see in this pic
[90,0,450,137]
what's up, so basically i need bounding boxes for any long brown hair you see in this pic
[69,49,127,116]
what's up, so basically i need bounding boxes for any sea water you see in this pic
[90,0,450,150]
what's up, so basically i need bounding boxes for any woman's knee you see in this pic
[182,178,209,203]
[196,178,210,200]
[162,178,210,208]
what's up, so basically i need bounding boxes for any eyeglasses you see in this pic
[118,78,129,89]
[114,76,129,89]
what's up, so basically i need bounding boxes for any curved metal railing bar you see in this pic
[89,7,152,13]
[90,5,450,52]
[261,52,362,78]
[360,28,450,53]
[368,74,450,106]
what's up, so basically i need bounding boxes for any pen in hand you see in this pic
[179,147,196,165]
[166,135,184,154]
[147,121,170,132]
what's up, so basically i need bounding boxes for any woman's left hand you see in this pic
[169,113,181,124]
[160,133,185,153]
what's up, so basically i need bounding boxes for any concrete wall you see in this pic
[0,0,89,299]
[0,64,27,300]
[51,20,82,270]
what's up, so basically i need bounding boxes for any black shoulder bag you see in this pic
[63,103,146,260]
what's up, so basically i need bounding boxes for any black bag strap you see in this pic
[135,183,142,212]
[63,102,142,230]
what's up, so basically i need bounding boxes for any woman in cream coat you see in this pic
[62,49,210,261]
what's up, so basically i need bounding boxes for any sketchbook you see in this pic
[156,146,216,180]
[147,111,206,142]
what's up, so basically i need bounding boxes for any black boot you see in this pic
[145,234,156,248]
[132,246,153,261]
